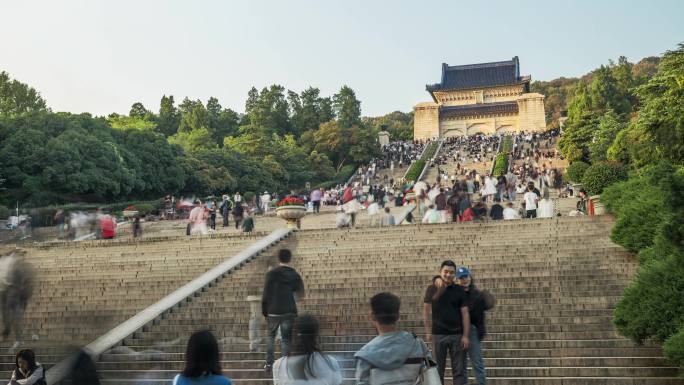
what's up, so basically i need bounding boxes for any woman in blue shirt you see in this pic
[173,330,232,385]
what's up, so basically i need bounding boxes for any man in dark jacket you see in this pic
[457,267,495,385]
[262,249,305,372]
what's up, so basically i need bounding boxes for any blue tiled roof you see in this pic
[427,57,527,93]
[440,101,518,118]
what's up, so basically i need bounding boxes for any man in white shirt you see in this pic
[503,202,520,220]
[523,186,539,218]
[261,192,271,213]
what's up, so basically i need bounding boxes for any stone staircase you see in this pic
[9,216,675,384]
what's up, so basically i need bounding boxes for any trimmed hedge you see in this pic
[492,153,508,177]
[501,136,513,153]
[581,161,628,195]
[422,142,439,160]
[566,161,590,183]
[404,160,426,182]
[403,142,438,182]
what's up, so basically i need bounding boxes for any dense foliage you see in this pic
[0,74,384,207]
[585,44,684,374]
[363,111,414,141]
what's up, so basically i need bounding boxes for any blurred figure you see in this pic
[261,192,272,214]
[132,215,142,238]
[174,331,232,385]
[63,348,101,385]
[0,250,34,347]
[53,209,66,240]
[189,200,208,235]
[233,202,244,230]
[380,207,395,226]
[99,214,117,239]
[10,349,45,385]
[242,211,254,234]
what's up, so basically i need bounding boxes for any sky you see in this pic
[2,0,683,117]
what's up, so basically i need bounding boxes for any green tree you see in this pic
[108,113,156,131]
[178,99,210,134]
[629,43,684,165]
[245,87,259,116]
[158,95,180,137]
[333,85,361,128]
[588,109,624,163]
[319,96,335,123]
[129,102,149,118]
[289,87,326,137]
[0,71,48,117]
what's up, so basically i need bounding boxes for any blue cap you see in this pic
[456,267,470,278]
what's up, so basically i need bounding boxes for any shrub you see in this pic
[581,161,628,195]
[566,161,590,183]
[602,162,675,253]
[613,246,684,344]
[0,205,9,220]
[664,327,684,375]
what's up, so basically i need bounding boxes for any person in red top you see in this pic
[100,215,116,239]
[342,186,353,203]
[461,207,474,222]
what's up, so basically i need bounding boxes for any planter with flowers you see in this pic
[122,205,139,218]
[276,196,306,228]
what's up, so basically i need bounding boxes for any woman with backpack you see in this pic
[273,314,342,385]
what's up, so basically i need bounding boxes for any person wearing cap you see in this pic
[220,195,233,227]
[457,267,495,385]
[422,260,470,385]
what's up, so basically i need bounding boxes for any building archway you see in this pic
[496,125,514,134]
[442,127,465,137]
[467,123,489,136]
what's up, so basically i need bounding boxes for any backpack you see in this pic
[368,337,439,385]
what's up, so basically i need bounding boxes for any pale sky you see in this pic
[2,0,683,117]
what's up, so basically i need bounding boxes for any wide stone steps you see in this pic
[3,216,679,384]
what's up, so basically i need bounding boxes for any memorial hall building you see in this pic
[413,56,546,139]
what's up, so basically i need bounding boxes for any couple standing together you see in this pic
[423,261,494,385]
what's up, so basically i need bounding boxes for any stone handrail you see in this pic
[46,227,292,385]
[395,203,417,224]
